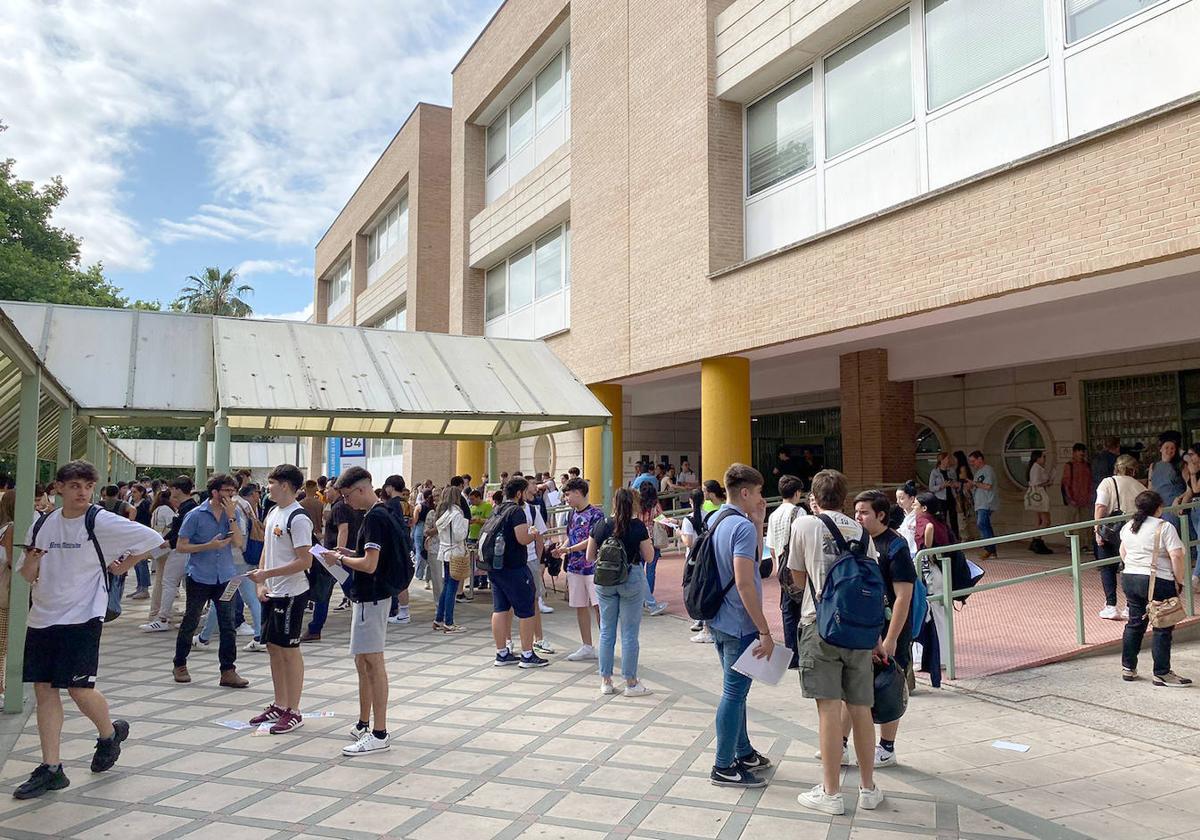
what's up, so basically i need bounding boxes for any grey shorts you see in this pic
[798,623,874,707]
[528,557,545,598]
[349,599,389,656]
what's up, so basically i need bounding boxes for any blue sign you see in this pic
[326,437,341,478]
[341,437,365,457]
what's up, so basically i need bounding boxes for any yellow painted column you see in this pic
[455,440,487,480]
[701,356,751,482]
[584,384,623,502]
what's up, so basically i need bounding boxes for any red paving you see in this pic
[646,546,1200,680]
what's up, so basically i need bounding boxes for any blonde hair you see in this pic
[1114,454,1139,477]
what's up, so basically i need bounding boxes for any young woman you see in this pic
[953,451,975,540]
[147,490,177,623]
[1025,450,1053,554]
[927,452,959,537]
[637,483,668,616]
[1150,435,1187,535]
[1181,444,1200,589]
[1119,490,1191,686]
[681,488,713,643]
[914,492,955,662]
[894,481,920,557]
[412,489,435,589]
[0,490,13,703]
[587,488,654,696]
[433,486,469,633]
[1093,455,1143,620]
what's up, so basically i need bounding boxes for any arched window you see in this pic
[1003,420,1045,487]
[916,425,942,485]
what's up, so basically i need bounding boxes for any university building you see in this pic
[314,0,1200,533]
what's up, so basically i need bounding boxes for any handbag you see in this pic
[1096,477,1124,547]
[1146,524,1187,629]
[1023,484,1048,513]
[448,546,471,582]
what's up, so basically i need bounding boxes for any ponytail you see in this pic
[1129,490,1162,534]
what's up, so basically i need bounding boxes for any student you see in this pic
[14,460,164,799]
[172,474,248,688]
[966,451,998,560]
[487,477,549,669]
[707,464,774,788]
[433,486,469,633]
[554,478,605,661]
[789,469,883,815]
[467,488,492,592]
[324,466,406,753]
[141,476,197,632]
[637,483,669,616]
[766,475,808,668]
[246,465,313,734]
[678,459,698,488]
[851,490,916,768]
[630,462,657,493]
[1061,443,1094,549]
[681,488,715,644]
[381,475,412,624]
[128,484,153,599]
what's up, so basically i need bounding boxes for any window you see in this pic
[916,425,943,482]
[535,53,564,132]
[824,11,913,158]
[485,264,506,321]
[747,70,814,195]
[484,223,571,328]
[327,260,351,314]
[925,0,1045,110]
[509,85,534,152]
[508,246,534,310]
[368,438,403,459]
[1066,0,1165,43]
[487,115,507,175]
[374,306,406,331]
[1003,420,1046,487]
[366,196,408,270]
[534,229,562,297]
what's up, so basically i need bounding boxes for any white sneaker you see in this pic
[859,785,885,810]
[342,731,391,756]
[797,784,845,815]
[539,599,554,614]
[387,615,411,625]
[139,620,169,632]
[566,645,597,661]
[874,745,897,767]
[690,620,704,632]
[691,630,713,644]
[192,635,208,648]
[236,624,254,637]
[624,683,653,697]
[647,602,668,617]
[534,639,556,655]
[1121,607,1129,620]
[244,640,267,652]
[1098,605,1120,620]
[600,681,616,696]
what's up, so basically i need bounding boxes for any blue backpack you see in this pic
[806,514,887,650]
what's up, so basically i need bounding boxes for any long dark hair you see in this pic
[151,489,172,514]
[954,450,972,481]
[688,488,705,534]
[638,482,659,519]
[1129,490,1162,534]
[611,487,634,538]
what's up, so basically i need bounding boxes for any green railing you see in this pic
[915,500,1200,680]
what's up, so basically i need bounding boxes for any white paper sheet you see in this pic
[219,575,248,602]
[991,740,1030,753]
[731,640,791,686]
[310,543,350,584]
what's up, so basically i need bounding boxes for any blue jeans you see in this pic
[711,627,757,768]
[644,549,661,607]
[200,566,261,642]
[414,524,429,581]
[436,562,459,624]
[597,564,646,680]
[976,508,995,553]
[133,559,150,590]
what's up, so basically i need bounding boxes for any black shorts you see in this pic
[24,618,103,689]
[260,593,309,648]
[488,565,537,619]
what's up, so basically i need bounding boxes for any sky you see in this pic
[0,0,500,320]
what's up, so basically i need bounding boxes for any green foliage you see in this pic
[172,266,253,317]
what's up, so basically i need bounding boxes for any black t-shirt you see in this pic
[492,503,530,570]
[167,498,198,548]
[352,504,399,602]
[134,498,152,527]
[325,499,363,550]
[872,530,918,610]
[589,517,650,565]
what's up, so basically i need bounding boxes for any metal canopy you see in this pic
[112,438,310,470]
[3,302,611,441]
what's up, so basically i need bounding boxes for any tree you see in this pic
[172,266,253,317]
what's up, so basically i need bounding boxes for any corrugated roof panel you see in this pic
[128,310,214,412]
[362,330,473,415]
[443,419,502,436]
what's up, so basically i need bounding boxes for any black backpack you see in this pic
[683,508,745,621]
[377,505,415,595]
[479,501,516,571]
[31,505,121,622]
[776,505,805,603]
[680,509,716,587]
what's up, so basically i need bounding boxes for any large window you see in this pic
[746,70,814,195]
[484,264,506,322]
[535,53,564,132]
[824,10,913,158]
[916,424,943,483]
[1003,420,1046,487]
[925,0,1046,110]
[1066,0,1166,43]
[327,260,351,315]
[366,196,408,271]
[484,223,571,327]
[373,306,406,331]
[487,117,507,175]
[483,46,570,187]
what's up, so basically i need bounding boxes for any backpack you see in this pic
[680,509,716,587]
[683,508,745,621]
[479,501,516,572]
[806,514,886,650]
[376,505,415,595]
[31,505,122,622]
[594,528,630,587]
[879,531,928,637]
[776,506,804,603]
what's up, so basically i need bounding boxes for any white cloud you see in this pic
[235,259,310,278]
[0,0,494,272]
[255,302,314,323]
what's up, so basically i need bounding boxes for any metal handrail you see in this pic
[913,499,1200,679]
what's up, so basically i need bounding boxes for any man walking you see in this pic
[967,451,998,560]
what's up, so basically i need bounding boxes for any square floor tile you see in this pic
[79,773,185,804]
[317,799,423,834]
[176,822,279,840]
[233,790,340,823]
[71,809,193,839]
[639,801,731,839]
[157,781,258,811]
[406,811,511,840]
[376,771,467,802]
[224,757,317,783]
[0,802,112,836]
[514,822,608,840]
[739,814,829,840]
[547,791,637,824]
[457,780,549,813]
[293,763,390,792]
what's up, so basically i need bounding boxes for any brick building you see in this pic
[315,0,1200,535]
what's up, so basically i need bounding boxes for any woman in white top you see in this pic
[147,490,177,622]
[894,481,919,557]
[1118,489,1192,686]
[0,490,13,702]
[1093,454,1143,620]
[433,486,469,633]
[1025,450,1053,554]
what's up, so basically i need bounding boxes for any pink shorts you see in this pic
[566,571,599,608]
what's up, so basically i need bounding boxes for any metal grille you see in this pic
[1083,372,1180,469]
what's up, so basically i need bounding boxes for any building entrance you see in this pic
[751,407,841,496]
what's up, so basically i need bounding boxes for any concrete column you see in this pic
[584,384,623,504]
[700,356,751,482]
[194,428,208,488]
[213,415,231,475]
[487,442,499,488]
[601,422,614,515]
[839,349,915,488]
[6,370,40,712]
[455,440,486,482]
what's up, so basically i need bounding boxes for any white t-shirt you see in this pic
[766,501,805,557]
[261,502,313,598]
[24,507,164,628]
[1120,516,1182,578]
[1095,475,1143,516]
[787,509,879,625]
[524,503,547,563]
[151,505,175,534]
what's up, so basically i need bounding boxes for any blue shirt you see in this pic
[631,473,658,493]
[708,504,762,638]
[178,499,236,584]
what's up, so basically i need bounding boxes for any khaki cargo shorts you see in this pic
[798,622,874,707]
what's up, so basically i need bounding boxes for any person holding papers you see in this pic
[246,465,313,734]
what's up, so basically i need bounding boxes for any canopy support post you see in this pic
[213,414,231,475]
[56,406,74,508]
[601,420,614,515]
[6,370,40,713]
[488,441,498,488]
[194,428,208,488]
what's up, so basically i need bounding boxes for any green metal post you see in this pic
[213,415,231,475]
[6,371,40,713]
[1069,533,1085,645]
[56,406,73,509]
[601,421,614,515]
[1183,511,1195,617]
[487,442,499,488]
[85,426,100,500]
[194,428,208,488]
[940,552,955,680]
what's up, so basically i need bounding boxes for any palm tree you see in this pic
[173,266,253,316]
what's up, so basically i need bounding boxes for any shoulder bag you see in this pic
[1096,477,1124,548]
[1146,524,1186,629]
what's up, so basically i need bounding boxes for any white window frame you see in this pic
[744,68,816,197]
[365,195,409,281]
[373,304,406,332]
[483,45,570,195]
[1062,0,1169,44]
[483,222,571,330]
[326,259,351,316]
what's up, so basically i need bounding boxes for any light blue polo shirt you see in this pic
[178,499,236,584]
[708,504,762,639]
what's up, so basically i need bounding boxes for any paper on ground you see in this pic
[215,720,253,730]
[992,740,1030,752]
[309,543,349,584]
[731,640,791,686]
[251,722,273,736]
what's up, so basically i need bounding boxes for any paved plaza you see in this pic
[1,587,1199,840]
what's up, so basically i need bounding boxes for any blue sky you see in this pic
[1,0,501,319]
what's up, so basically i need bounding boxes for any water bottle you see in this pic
[492,532,506,570]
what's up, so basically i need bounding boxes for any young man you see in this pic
[141,476,197,632]
[381,474,413,623]
[1061,443,1094,550]
[99,485,135,520]
[301,483,362,641]
[766,475,808,669]
[323,466,403,755]
[677,459,697,488]
[128,483,154,599]
[507,487,554,650]
[851,490,916,768]
[788,469,883,815]
[487,477,548,668]
[246,464,313,734]
[707,464,774,789]
[966,451,998,560]
[467,488,492,592]
[630,462,657,493]
[15,460,165,799]
[553,478,604,661]
[449,474,472,519]
[172,474,249,688]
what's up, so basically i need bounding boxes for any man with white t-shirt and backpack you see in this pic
[14,460,165,799]
[245,465,313,734]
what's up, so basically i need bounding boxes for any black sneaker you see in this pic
[737,750,773,771]
[494,650,520,667]
[710,764,767,788]
[518,651,550,669]
[91,719,129,772]
[14,764,69,799]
